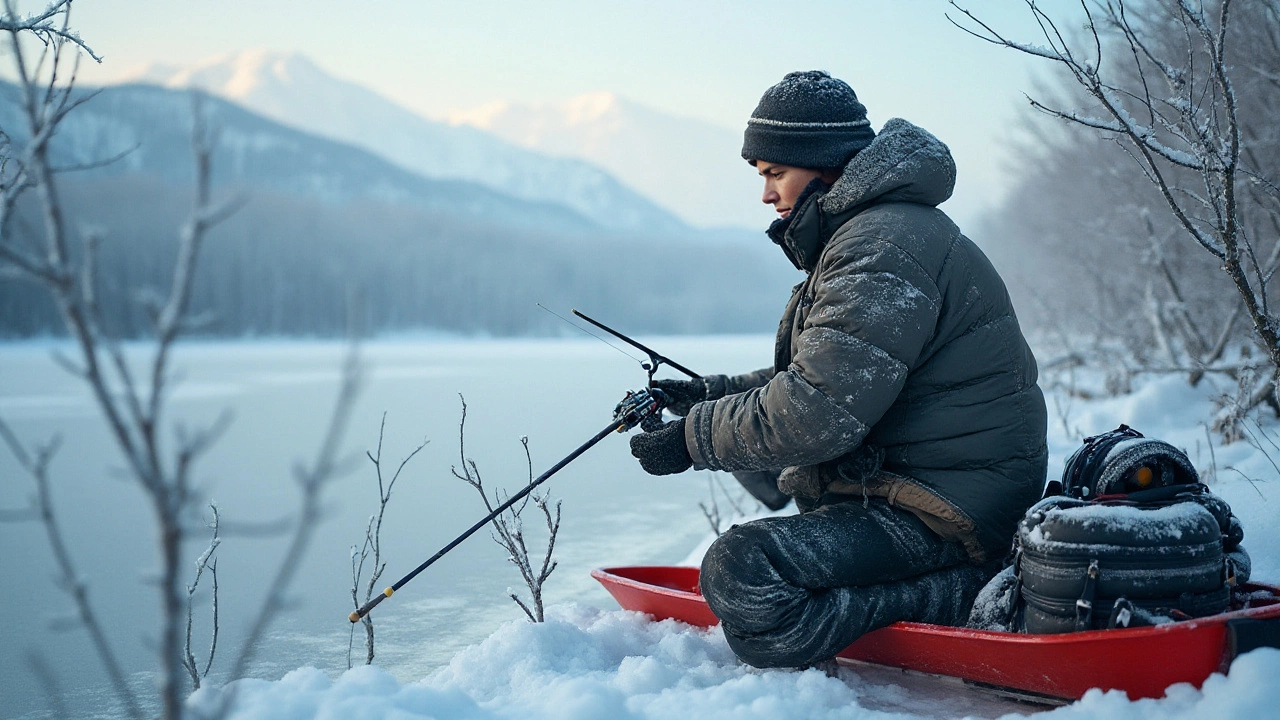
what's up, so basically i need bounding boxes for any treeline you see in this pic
[0,175,797,339]
[981,0,1279,363]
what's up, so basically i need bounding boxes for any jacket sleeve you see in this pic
[703,368,775,400]
[685,234,943,472]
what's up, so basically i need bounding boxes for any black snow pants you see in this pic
[700,498,997,668]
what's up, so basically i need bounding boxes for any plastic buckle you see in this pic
[1075,598,1094,628]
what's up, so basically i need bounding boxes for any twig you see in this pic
[1224,465,1267,498]
[698,475,723,536]
[1201,422,1218,485]
[0,0,101,61]
[182,503,220,690]
[349,412,427,667]
[452,397,559,622]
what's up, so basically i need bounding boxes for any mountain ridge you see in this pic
[0,79,608,235]
[446,90,764,230]
[116,50,691,235]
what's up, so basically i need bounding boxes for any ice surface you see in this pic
[183,359,1280,719]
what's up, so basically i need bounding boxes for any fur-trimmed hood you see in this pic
[821,118,956,215]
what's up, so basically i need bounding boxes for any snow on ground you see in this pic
[188,370,1280,720]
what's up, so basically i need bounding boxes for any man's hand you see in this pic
[629,418,693,475]
[651,378,706,417]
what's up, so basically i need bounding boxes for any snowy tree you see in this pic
[0,3,361,718]
[957,0,1280,430]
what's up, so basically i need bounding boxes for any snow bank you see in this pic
[189,606,872,720]
[1039,649,1280,719]
[189,606,1280,720]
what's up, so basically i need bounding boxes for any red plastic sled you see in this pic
[592,565,1280,703]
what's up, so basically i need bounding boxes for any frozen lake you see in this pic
[0,335,779,719]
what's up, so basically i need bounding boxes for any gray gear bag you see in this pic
[970,426,1249,634]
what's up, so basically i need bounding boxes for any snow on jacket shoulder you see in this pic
[684,119,1048,561]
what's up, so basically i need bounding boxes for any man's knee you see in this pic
[700,520,804,634]
[701,520,773,582]
[700,521,772,600]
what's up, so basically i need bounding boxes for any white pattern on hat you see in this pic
[747,118,872,129]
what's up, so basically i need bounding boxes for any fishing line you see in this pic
[536,303,648,368]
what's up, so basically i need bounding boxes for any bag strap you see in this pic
[1074,559,1101,631]
[1045,425,1144,499]
[1092,482,1208,505]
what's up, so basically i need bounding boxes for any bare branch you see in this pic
[350,412,427,666]
[957,0,1280,410]
[0,0,101,61]
[183,503,220,690]
[453,401,559,622]
[50,142,139,174]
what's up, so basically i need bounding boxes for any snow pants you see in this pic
[700,498,997,668]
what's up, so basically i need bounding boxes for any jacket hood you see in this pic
[770,118,957,273]
[819,118,956,215]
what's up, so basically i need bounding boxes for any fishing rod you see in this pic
[349,386,668,623]
[570,309,702,384]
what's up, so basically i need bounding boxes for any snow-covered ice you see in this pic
[188,604,1280,720]
[184,365,1280,720]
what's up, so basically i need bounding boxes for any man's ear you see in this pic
[820,168,842,184]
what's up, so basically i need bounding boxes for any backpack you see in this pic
[968,425,1249,634]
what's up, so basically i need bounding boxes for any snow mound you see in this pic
[1046,648,1280,719]
[188,605,870,720]
[189,602,1280,720]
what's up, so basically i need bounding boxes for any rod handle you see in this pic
[349,586,394,623]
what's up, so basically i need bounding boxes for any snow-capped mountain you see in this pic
[117,50,688,235]
[448,92,763,230]
[0,78,797,340]
[0,80,595,231]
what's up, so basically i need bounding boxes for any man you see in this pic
[629,70,1048,668]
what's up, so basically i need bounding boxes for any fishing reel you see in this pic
[613,387,669,432]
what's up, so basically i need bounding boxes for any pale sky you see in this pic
[46,0,1076,227]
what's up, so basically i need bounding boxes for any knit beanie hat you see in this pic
[742,70,875,169]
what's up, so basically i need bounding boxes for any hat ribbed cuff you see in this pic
[742,123,875,169]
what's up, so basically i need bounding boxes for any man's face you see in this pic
[755,161,829,220]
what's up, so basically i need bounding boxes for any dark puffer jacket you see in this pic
[685,118,1048,561]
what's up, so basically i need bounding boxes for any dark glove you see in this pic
[651,378,706,417]
[629,418,693,475]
